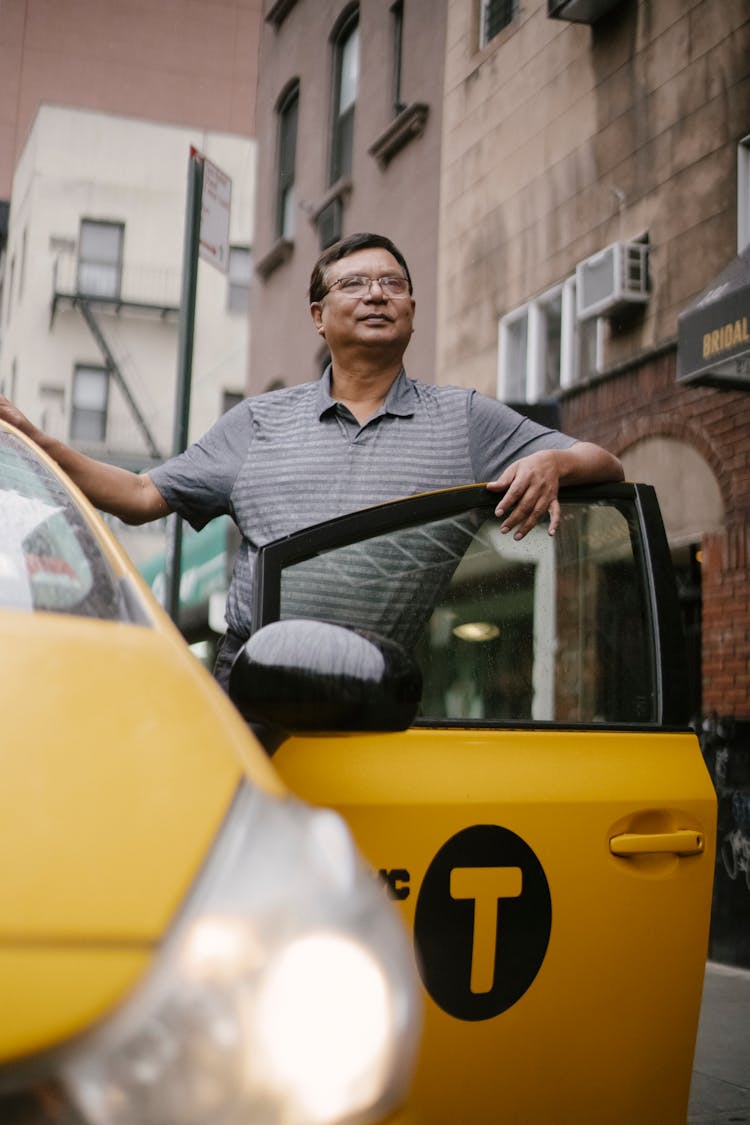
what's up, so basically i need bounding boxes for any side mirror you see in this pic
[229,619,422,748]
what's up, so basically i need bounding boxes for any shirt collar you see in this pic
[316,366,416,420]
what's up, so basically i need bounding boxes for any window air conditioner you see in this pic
[575,241,649,320]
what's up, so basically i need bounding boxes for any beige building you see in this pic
[249,0,447,391]
[0,105,255,650]
[0,1,262,640]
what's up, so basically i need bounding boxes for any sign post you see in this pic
[164,148,232,625]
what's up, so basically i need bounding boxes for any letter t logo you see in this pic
[450,867,523,994]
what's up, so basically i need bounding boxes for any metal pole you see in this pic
[165,150,204,624]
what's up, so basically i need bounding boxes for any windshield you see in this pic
[0,431,132,620]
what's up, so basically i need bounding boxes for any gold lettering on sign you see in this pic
[703,316,750,359]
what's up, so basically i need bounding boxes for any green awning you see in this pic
[139,516,229,610]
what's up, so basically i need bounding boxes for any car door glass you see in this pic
[275,498,655,726]
[279,511,479,651]
[0,433,129,620]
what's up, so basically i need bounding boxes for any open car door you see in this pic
[232,483,716,1125]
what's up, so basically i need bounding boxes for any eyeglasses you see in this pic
[324,274,411,298]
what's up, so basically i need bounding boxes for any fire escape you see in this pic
[50,250,180,464]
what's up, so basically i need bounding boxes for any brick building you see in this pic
[439,0,750,964]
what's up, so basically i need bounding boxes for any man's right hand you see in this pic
[0,394,170,525]
[0,395,41,442]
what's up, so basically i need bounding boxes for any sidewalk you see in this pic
[688,961,750,1124]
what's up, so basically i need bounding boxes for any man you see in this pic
[0,232,623,688]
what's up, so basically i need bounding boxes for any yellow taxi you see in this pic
[0,419,421,1125]
[230,481,718,1125]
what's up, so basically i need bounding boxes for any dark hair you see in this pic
[308,232,413,303]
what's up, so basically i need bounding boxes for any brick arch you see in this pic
[612,418,735,518]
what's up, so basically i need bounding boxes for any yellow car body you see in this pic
[0,421,420,1124]
[232,481,718,1125]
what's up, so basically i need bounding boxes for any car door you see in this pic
[248,483,716,1125]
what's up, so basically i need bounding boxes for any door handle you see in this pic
[609,829,704,857]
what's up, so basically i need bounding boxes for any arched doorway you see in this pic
[620,436,725,725]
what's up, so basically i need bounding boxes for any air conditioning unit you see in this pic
[576,241,649,320]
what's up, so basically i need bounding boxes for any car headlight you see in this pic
[53,783,420,1125]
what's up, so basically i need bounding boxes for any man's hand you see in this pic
[486,442,624,540]
[487,450,564,539]
[0,394,170,525]
[0,395,40,442]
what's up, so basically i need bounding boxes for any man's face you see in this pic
[310,248,415,359]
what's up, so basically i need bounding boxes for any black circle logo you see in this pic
[414,824,552,1021]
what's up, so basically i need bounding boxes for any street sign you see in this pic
[192,147,232,274]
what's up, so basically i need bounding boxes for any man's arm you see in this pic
[486,442,624,540]
[0,395,171,525]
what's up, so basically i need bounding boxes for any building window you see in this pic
[77,220,124,300]
[498,278,602,402]
[265,0,298,26]
[276,83,299,240]
[391,1,405,116]
[330,10,359,184]
[739,135,750,252]
[317,197,343,249]
[227,246,252,312]
[480,0,518,47]
[71,365,109,442]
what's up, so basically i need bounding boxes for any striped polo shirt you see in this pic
[149,368,575,643]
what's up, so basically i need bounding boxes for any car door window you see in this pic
[269,494,656,726]
[0,432,129,620]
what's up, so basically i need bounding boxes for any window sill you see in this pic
[255,237,294,280]
[308,178,353,225]
[368,103,430,169]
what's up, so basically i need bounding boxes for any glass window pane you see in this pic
[279,91,299,179]
[541,292,562,396]
[78,221,123,299]
[275,499,656,726]
[280,184,296,238]
[339,24,359,113]
[502,315,528,400]
[576,315,598,381]
[277,85,299,237]
[228,246,252,311]
[79,222,121,262]
[71,368,108,442]
[73,368,108,410]
[481,0,517,46]
[330,19,358,183]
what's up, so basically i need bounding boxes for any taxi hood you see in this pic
[0,609,282,1060]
